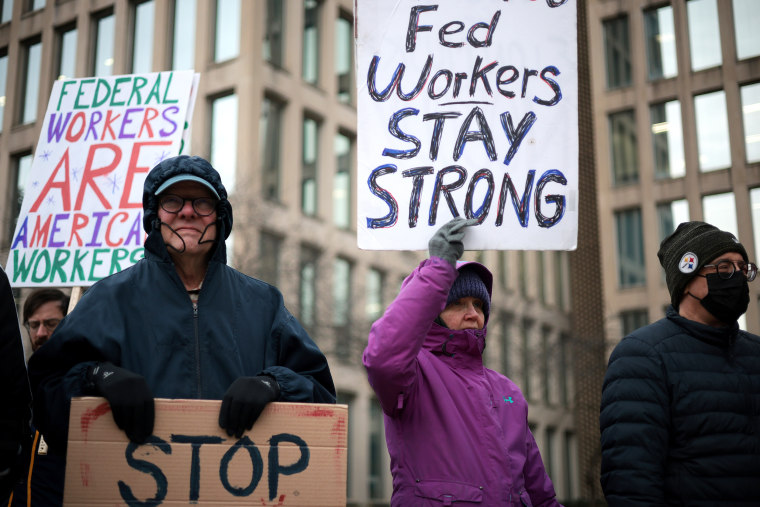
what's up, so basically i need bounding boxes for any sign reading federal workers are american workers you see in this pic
[355,0,578,250]
[6,70,199,287]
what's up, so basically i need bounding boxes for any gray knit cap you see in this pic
[657,221,748,309]
[446,266,491,322]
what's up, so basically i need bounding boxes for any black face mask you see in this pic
[692,273,750,324]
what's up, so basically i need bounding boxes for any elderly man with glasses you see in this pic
[600,221,760,506]
[27,156,336,472]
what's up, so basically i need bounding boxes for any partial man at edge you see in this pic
[364,217,562,506]
[601,221,760,506]
[8,289,69,507]
[28,155,336,460]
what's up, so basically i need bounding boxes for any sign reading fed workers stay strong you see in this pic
[6,70,198,287]
[356,0,578,250]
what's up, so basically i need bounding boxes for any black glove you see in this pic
[428,217,478,266]
[219,376,280,438]
[88,362,154,444]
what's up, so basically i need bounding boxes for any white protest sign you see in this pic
[356,0,577,250]
[6,70,199,286]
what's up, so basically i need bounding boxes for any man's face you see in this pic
[439,296,486,330]
[157,181,218,259]
[26,301,65,351]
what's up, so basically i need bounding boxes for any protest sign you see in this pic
[65,397,348,506]
[5,70,199,286]
[356,0,577,250]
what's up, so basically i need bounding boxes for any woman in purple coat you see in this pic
[363,218,561,506]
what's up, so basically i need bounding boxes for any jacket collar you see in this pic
[422,321,487,362]
[666,305,740,346]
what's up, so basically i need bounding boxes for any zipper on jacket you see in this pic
[194,303,201,398]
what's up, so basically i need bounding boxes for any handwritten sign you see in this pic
[356,0,577,250]
[5,71,199,286]
[66,398,348,506]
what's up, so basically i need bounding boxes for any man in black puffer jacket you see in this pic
[600,221,760,506]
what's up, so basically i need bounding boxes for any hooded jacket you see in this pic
[363,257,561,506]
[600,306,760,506]
[28,156,336,453]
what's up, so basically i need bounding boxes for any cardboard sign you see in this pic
[65,398,347,506]
[6,71,199,287]
[355,0,578,250]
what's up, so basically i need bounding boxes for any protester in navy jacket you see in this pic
[364,218,561,506]
[601,221,760,505]
[28,155,336,455]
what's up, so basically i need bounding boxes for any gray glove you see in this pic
[428,217,478,266]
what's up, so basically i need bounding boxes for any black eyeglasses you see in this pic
[24,319,61,333]
[159,194,218,216]
[701,260,758,282]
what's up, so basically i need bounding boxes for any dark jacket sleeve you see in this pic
[0,267,32,501]
[261,304,336,404]
[600,333,670,507]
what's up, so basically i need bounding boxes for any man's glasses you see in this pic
[701,260,758,282]
[24,319,61,333]
[159,195,218,216]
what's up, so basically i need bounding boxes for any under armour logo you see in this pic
[503,396,513,404]
[103,371,114,379]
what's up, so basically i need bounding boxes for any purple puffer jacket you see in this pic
[364,257,561,506]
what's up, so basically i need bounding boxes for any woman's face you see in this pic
[439,296,485,330]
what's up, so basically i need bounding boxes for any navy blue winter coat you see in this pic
[28,156,336,453]
[600,306,760,506]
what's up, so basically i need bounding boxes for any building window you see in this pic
[334,131,352,229]
[621,309,649,336]
[750,188,760,260]
[538,251,547,304]
[734,0,760,60]
[741,82,760,164]
[366,267,384,322]
[609,109,638,185]
[19,37,42,125]
[555,251,567,311]
[336,12,353,103]
[500,312,512,376]
[541,327,551,404]
[24,0,44,13]
[56,25,77,81]
[615,208,646,287]
[368,398,385,499]
[93,11,115,77]
[9,153,33,242]
[258,231,282,286]
[302,115,320,216]
[333,257,352,358]
[695,90,731,172]
[172,0,196,70]
[657,199,689,242]
[558,333,570,406]
[651,100,685,179]
[703,192,738,236]
[603,15,631,89]
[264,0,284,66]
[644,5,677,81]
[210,93,238,193]
[521,318,533,400]
[131,0,154,74]
[545,427,556,478]
[0,49,7,132]
[498,251,509,290]
[687,0,722,72]
[214,0,240,62]
[518,251,527,296]
[2,1,12,22]
[564,432,576,499]
[260,95,284,201]
[303,0,321,85]
[299,245,319,329]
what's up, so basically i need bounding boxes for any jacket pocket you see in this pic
[414,480,483,505]
[519,489,533,507]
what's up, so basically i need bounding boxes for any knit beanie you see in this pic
[446,266,491,322]
[657,221,748,309]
